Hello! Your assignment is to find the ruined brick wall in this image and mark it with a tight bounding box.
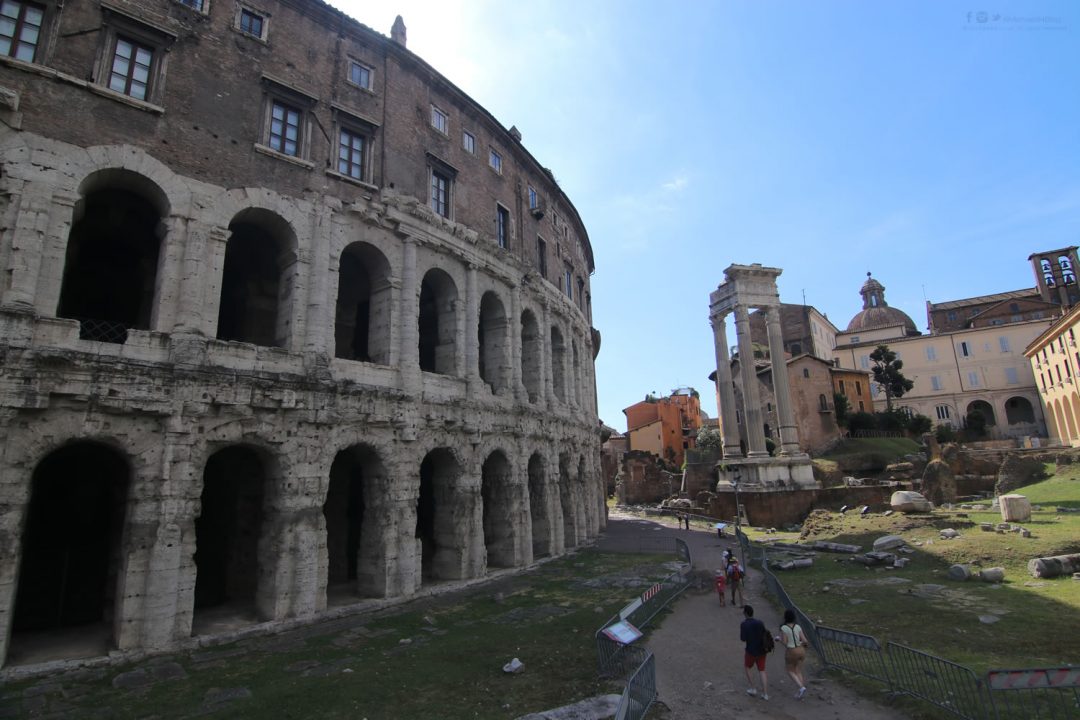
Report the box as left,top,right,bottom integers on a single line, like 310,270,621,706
615,451,675,505
0,0,602,671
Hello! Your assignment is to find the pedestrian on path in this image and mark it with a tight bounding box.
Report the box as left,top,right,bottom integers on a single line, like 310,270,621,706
780,608,809,700
740,604,769,700
714,568,726,605
726,556,744,606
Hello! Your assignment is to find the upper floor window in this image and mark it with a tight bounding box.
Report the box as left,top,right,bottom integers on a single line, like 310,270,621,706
802,368,810,378
850,335,860,344
338,127,365,180
936,405,951,420
431,169,450,217
855,381,862,395
0,0,44,62
239,7,265,38
462,130,475,154
348,60,372,90
1042,258,1056,287
269,100,300,156
175,0,204,10
431,105,448,135
528,186,538,210
946,310,957,322
1060,255,1076,284
931,375,942,391
537,237,547,278
819,394,829,411
489,149,502,174
998,336,1011,353
108,37,154,101
959,341,971,357
496,205,509,249
563,264,573,300
859,355,869,369
925,345,937,361
1004,367,1019,385
838,379,845,394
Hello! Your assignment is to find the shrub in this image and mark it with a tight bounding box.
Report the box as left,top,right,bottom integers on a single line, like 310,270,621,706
847,412,877,433
908,414,933,436
935,424,957,443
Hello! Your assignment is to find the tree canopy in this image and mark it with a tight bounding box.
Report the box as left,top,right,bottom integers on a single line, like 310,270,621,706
869,344,914,411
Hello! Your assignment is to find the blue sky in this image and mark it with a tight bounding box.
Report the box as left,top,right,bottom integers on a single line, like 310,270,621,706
334,1,1079,430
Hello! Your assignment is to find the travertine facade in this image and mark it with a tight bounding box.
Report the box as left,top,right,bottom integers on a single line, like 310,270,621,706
0,0,603,669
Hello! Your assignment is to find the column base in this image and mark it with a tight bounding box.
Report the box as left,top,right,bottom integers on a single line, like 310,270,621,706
714,455,818,491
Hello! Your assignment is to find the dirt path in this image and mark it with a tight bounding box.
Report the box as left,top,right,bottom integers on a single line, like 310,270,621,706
600,511,908,720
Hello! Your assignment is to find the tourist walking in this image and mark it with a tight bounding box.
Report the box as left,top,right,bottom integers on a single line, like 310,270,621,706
726,556,744,606
780,608,809,699
740,604,769,700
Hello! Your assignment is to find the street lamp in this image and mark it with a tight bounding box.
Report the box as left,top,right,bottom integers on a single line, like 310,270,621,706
732,468,746,569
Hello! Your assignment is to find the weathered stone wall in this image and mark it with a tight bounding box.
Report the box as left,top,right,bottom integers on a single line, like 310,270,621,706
0,0,603,670
707,485,897,528
615,452,676,505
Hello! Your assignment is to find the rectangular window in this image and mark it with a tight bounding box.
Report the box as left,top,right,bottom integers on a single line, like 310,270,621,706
851,336,860,343
0,0,44,62
859,355,870,370
855,381,862,395
999,336,1011,353
108,36,154,101
496,205,509,249
337,127,365,180
564,264,573,299
870,384,879,398
1003,367,1018,385
537,237,547,278
430,169,450,217
936,405,950,420
431,105,448,134
931,375,942,391
859,401,865,411
1041,372,1047,391
462,130,475,154
269,100,301,156
959,341,971,357
348,60,372,89
239,8,264,37
176,0,204,10
838,380,845,395
967,371,980,388
489,149,502,173
925,345,937,361
528,186,538,210
946,311,957,322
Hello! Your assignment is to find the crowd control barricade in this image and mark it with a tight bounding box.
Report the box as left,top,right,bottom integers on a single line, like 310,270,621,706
887,642,992,720
815,625,891,685
987,666,1080,720
614,651,658,720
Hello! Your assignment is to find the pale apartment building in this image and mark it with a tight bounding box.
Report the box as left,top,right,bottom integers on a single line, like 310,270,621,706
1025,302,1080,446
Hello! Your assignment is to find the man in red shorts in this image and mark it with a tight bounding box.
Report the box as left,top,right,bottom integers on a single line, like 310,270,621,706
739,604,769,700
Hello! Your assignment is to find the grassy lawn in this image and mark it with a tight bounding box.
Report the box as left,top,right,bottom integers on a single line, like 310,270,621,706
754,471,1080,674
813,437,921,474
3,551,676,719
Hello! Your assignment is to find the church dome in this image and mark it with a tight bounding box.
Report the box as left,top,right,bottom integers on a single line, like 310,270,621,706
845,273,919,335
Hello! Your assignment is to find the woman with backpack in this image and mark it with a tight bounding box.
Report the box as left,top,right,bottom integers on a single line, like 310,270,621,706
726,556,744,606
780,608,809,700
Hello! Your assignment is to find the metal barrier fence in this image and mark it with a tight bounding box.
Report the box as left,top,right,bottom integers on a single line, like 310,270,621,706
988,667,1080,720
614,651,657,720
888,641,992,720
735,528,1077,720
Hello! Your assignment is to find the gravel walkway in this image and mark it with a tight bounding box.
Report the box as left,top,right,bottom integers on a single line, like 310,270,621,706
599,511,909,720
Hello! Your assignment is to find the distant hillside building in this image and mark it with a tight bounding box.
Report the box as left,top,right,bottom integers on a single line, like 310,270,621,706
622,389,703,466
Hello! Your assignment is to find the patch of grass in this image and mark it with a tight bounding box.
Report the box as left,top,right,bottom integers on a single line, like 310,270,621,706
763,479,1080,675
820,437,921,460
4,551,676,719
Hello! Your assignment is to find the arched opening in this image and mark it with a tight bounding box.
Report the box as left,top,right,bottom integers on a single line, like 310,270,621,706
479,291,509,394
324,445,383,604
481,450,515,568
1004,396,1036,425
1064,396,1079,441
193,445,268,633
551,326,566,402
571,339,581,406
416,448,462,582
9,442,129,664
528,453,552,558
558,453,577,548
418,269,458,375
966,400,997,428
1054,400,1068,442
335,242,392,364
58,171,168,343
521,310,541,403
216,209,297,348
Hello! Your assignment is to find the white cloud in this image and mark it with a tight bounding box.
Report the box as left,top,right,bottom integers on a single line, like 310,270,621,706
662,176,689,192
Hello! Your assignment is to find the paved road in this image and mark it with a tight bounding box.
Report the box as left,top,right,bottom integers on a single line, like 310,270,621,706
598,512,909,720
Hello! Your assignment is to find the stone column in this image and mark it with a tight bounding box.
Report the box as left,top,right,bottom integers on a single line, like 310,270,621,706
734,305,768,457
542,301,554,406
766,305,802,455
711,313,743,458
510,284,525,402
465,263,479,390
1,188,50,309
398,237,420,393
34,190,78,317
302,205,333,356
201,226,230,338
170,220,225,335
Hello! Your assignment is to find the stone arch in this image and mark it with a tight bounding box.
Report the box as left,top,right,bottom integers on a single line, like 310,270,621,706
418,268,459,375
521,309,542,403
479,291,510,394
1004,396,1036,426
481,450,516,568
527,453,553,558
335,241,392,364
1054,400,1069,442
416,447,467,582
558,452,578,547
1072,392,1080,440
8,441,131,664
551,325,567,402
966,399,996,428
1045,399,1060,440
216,208,299,349
324,444,385,603
57,169,170,343
193,444,278,632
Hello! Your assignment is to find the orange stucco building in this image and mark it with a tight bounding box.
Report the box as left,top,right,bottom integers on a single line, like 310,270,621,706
623,390,703,466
